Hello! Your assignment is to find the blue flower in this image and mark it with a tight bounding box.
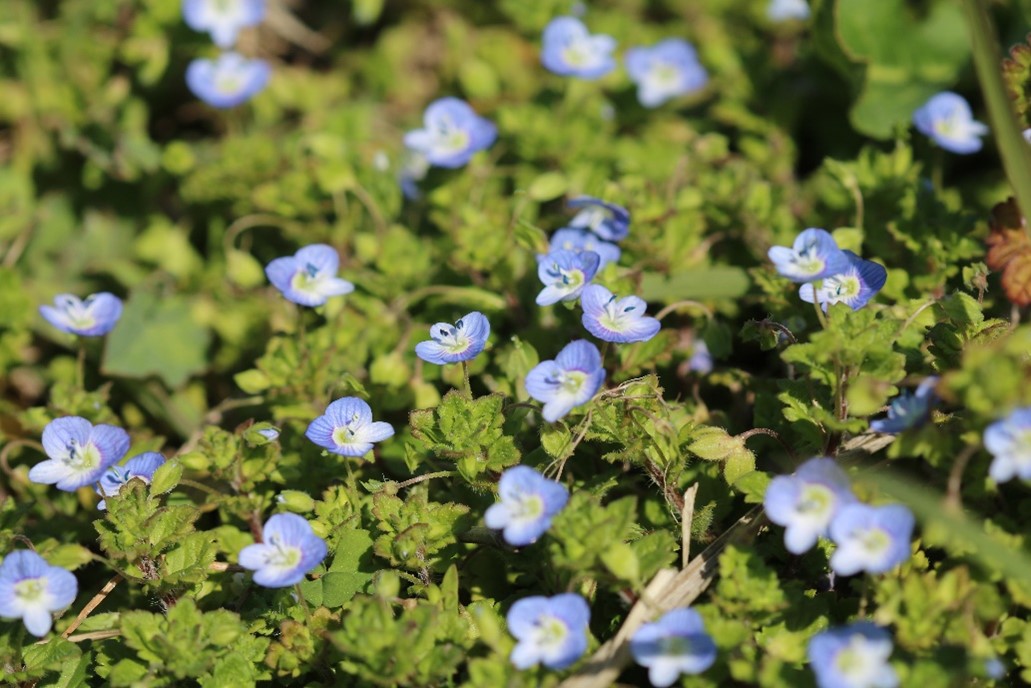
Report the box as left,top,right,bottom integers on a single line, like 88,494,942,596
807,622,898,688
186,52,270,109
625,39,708,108
547,228,621,269
305,397,394,457
508,593,590,670
40,293,123,337
764,457,856,555
525,340,605,422
799,251,887,312
265,244,355,307
237,513,327,588
913,92,989,155
415,312,490,365
983,407,1031,483
767,0,811,21
0,551,77,638
630,608,717,686
541,16,617,80
580,284,661,343
29,417,131,492
399,151,431,200
403,97,497,169
95,452,165,510
536,250,600,306
567,196,630,242
829,503,914,576
768,228,849,283
869,377,939,434
484,466,569,546
686,340,713,374
182,0,265,48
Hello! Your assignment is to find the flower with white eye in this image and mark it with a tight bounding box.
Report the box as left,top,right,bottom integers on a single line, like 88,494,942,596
403,98,497,169
415,312,490,365
237,514,327,587
29,417,131,492
265,244,355,307
0,551,77,637
580,284,661,343
525,340,606,423
40,293,123,337
540,17,616,80
913,92,988,155
484,466,568,546
182,0,266,48
305,397,394,457
186,52,270,109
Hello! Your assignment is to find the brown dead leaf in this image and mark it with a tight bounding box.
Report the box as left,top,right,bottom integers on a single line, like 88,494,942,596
987,198,1031,306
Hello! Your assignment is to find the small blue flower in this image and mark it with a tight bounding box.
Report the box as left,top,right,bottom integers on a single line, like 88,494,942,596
767,0,811,21
869,377,939,434
567,196,630,242
625,39,708,108
807,622,898,688
305,397,394,457
983,407,1031,483
415,312,490,365
29,417,131,492
799,250,887,312
186,52,270,109
630,608,717,686
403,97,497,169
536,250,601,306
508,593,590,670
0,551,77,638
484,466,569,546
182,0,265,48
768,228,849,283
764,457,857,555
829,503,914,576
913,92,989,155
265,244,355,307
686,340,713,374
399,151,431,200
547,228,621,269
40,293,123,337
256,427,280,441
580,284,661,343
541,16,617,80
525,340,605,423
237,513,327,588
95,452,165,510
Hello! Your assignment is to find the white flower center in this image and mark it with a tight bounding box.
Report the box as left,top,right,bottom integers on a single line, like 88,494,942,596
530,614,569,651
290,262,325,294
857,527,890,558
15,578,45,603
547,369,586,395
65,440,101,471
819,274,861,304
264,534,302,569
545,263,585,291
57,297,96,330
332,412,364,446
432,117,470,155
433,321,471,354
796,483,833,517
598,296,638,333
511,494,544,522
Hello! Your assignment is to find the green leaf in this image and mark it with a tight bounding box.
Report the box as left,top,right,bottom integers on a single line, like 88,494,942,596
103,292,211,387
149,460,183,495
835,0,971,138
526,172,568,201
640,267,750,301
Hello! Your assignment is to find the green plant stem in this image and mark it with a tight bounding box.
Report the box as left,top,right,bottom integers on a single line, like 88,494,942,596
810,282,828,329
76,339,87,391
461,360,473,399
961,0,1031,232
294,583,315,625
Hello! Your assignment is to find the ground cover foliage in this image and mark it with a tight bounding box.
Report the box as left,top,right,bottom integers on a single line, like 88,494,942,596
3,0,1031,686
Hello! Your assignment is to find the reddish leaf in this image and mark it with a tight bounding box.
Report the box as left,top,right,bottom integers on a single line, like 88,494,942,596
987,198,1031,306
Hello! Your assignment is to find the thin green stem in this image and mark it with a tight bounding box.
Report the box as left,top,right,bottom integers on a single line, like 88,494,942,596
810,281,828,329
294,582,315,625
461,360,473,399
75,339,87,391
179,478,224,498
